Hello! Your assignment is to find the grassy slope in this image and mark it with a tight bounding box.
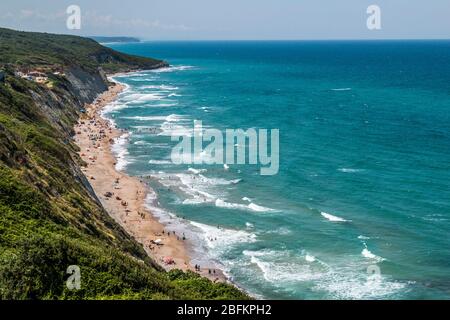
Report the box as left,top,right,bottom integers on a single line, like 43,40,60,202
0,28,248,300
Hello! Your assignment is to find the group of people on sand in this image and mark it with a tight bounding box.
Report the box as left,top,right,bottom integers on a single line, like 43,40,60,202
194,264,217,276
162,229,187,241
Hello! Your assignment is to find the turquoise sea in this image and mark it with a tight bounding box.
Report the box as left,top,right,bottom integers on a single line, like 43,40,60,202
105,41,450,299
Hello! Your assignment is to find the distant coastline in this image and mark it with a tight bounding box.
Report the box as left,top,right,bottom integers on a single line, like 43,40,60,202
89,36,141,44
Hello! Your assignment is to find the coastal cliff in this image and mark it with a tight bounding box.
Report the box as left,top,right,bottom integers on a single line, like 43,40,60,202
0,27,247,299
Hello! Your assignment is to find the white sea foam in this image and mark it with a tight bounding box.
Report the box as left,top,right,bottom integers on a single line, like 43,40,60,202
158,122,192,137
127,78,159,82
123,115,166,121
111,133,132,171
150,65,195,73
361,247,385,262
265,227,292,235
243,249,405,299
150,172,227,205
122,114,187,122
122,93,166,103
321,212,349,222
215,199,275,213
148,159,173,165
133,140,150,145
101,101,131,114
248,203,274,212
188,168,207,174
314,269,406,300
150,103,179,107
243,250,324,283
151,170,272,212
338,168,364,173
190,221,257,250
331,88,352,91
141,84,179,91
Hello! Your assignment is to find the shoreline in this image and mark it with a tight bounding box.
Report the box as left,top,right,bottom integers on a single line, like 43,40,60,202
73,76,227,283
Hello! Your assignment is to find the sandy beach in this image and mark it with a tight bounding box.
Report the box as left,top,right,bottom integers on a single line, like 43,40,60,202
73,81,225,282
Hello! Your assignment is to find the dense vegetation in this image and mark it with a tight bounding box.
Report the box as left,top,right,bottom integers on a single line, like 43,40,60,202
0,27,163,73
0,28,248,300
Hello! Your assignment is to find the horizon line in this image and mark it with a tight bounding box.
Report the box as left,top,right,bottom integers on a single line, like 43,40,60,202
2,26,449,42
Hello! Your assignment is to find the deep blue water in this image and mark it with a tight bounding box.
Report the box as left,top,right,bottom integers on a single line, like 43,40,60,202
105,41,450,299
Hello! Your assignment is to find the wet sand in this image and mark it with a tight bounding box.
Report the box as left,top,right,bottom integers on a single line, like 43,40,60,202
73,81,225,282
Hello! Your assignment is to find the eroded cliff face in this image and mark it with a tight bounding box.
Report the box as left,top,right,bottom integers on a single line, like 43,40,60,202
64,67,109,105
28,67,117,204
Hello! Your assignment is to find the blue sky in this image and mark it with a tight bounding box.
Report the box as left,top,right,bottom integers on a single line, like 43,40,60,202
1,0,449,40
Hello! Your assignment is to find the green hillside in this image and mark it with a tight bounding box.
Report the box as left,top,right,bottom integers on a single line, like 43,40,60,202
0,28,248,300
0,28,163,73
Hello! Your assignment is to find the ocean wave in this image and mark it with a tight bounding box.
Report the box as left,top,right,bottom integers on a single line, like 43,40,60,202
361,244,385,262
111,133,132,171
243,249,324,283
150,103,179,107
150,65,195,73
264,226,292,235
123,115,166,121
191,221,257,250
133,140,151,145
150,172,223,205
215,199,275,213
321,212,350,222
126,78,159,82
188,168,207,174
101,101,130,114
243,249,405,299
314,270,406,300
141,84,179,91
150,171,271,212
331,88,352,91
122,93,166,103
122,114,187,122
148,159,173,165
338,168,364,173
158,122,193,137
